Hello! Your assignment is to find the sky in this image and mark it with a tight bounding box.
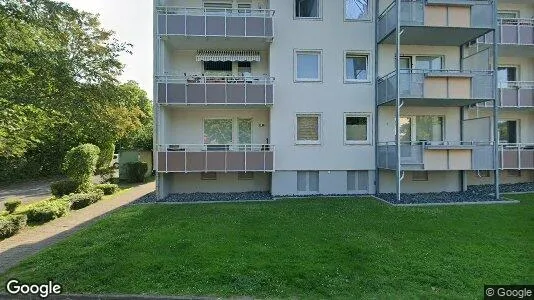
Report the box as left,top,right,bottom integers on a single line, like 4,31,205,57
60,0,153,98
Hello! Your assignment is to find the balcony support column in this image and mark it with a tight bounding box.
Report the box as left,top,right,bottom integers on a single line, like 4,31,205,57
492,2,500,200
395,0,402,203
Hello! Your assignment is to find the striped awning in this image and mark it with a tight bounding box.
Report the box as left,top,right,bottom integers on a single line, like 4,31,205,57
196,50,261,62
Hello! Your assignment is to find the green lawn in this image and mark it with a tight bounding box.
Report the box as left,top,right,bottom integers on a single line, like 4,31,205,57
2,195,533,299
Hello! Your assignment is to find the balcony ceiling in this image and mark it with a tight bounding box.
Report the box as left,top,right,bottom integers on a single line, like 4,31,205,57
379,97,492,107
162,36,271,51
499,44,534,58
380,26,492,46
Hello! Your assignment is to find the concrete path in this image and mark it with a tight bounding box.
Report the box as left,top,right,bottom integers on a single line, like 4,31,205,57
0,182,155,274
0,178,59,208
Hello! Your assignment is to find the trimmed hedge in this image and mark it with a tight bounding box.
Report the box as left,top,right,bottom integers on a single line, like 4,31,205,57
25,199,70,223
63,144,100,192
124,162,148,183
94,183,119,195
4,199,22,214
0,214,27,239
67,190,104,210
50,179,78,197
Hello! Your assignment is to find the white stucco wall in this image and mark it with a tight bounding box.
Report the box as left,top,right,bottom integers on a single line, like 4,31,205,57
167,172,271,193
467,170,534,186
379,170,462,193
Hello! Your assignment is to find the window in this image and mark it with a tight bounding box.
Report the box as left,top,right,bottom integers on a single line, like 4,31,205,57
295,0,320,18
399,116,444,142
296,114,320,143
498,120,518,144
498,11,519,24
345,114,371,144
238,3,252,14
347,171,369,192
412,171,429,181
415,56,443,71
498,66,518,88
297,171,319,192
345,53,369,82
204,119,233,145
238,172,254,180
201,172,217,180
204,2,233,14
477,170,491,178
238,62,251,75
507,170,521,177
345,0,368,20
295,51,321,81
204,61,232,76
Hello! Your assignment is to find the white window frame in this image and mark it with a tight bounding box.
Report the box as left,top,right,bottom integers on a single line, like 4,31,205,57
294,0,322,20
344,113,372,145
344,51,371,83
344,0,371,21
294,50,322,82
297,171,320,193
295,113,322,145
399,115,446,143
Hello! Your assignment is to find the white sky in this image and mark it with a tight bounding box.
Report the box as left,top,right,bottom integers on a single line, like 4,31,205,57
60,0,153,98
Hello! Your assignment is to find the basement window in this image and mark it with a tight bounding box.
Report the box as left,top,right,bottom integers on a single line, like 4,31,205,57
412,171,429,182
238,172,254,180
201,172,217,180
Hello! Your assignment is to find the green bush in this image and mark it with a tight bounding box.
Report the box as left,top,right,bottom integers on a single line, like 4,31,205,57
124,162,148,183
4,199,22,214
94,183,119,195
97,143,115,169
0,214,27,239
50,179,78,197
67,191,104,210
95,166,115,183
25,199,70,224
63,144,100,191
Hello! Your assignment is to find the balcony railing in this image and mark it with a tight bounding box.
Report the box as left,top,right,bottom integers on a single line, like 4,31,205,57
378,141,495,170
156,7,274,38
478,18,534,45
156,75,274,105
500,144,534,169
377,69,494,105
156,144,274,173
477,81,534,108
377,0,494,42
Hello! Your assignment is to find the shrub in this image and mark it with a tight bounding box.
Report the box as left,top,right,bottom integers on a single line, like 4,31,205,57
94,183,119,195
97,143,115,169
25,199,70,224
4,199,22,214
0,214,27,239
63,144,100,191
124,162,148,183
50,179,78,197
95,166,115,183
67,191,104,210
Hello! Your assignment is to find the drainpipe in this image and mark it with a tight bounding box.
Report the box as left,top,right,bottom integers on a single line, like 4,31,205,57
492,0,500,200
395,0,402,203
374,0,380,196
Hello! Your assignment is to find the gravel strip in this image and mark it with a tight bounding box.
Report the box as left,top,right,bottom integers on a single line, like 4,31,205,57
468,182,534,194
377,191,499,205
133,192,272,204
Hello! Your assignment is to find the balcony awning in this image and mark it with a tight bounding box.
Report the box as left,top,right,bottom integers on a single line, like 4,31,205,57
196,50,261,62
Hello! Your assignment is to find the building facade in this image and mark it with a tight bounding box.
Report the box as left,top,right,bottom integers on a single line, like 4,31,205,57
153,0,534,201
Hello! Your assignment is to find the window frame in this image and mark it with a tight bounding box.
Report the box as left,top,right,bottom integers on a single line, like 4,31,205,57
294,50,323,82
344,113,372,145
295,113,322,145
201,172,217,180
412,171,429,182
400,54,445,71
399,115,446,143
294,0,322,20
344,0,371,22
238,172,254,180
344,51,371,83
297,171,320,193
498,119,520,144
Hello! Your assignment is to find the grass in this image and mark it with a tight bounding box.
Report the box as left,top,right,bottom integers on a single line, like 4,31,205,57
1,195,533,299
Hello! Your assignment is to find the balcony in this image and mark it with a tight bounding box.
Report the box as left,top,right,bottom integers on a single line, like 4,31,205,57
377,69,495,106
377,0,494,46
156,75,274,106
477,18,534,56
377,141,495,170
156,7,274,46
500,144,534,169
156,144,274,173
477,82,534,108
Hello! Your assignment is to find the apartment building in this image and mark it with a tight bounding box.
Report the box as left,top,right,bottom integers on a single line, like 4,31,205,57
153,0,532,201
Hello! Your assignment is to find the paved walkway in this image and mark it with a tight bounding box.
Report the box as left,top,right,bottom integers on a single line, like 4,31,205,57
0,178,59,208
0,182,155,274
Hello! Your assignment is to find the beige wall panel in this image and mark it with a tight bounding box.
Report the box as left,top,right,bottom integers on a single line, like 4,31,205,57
448,78,471,99
424,77,448,98
449,150,472,170
425,6,447,27
448,7,470,28
424,150,448,169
